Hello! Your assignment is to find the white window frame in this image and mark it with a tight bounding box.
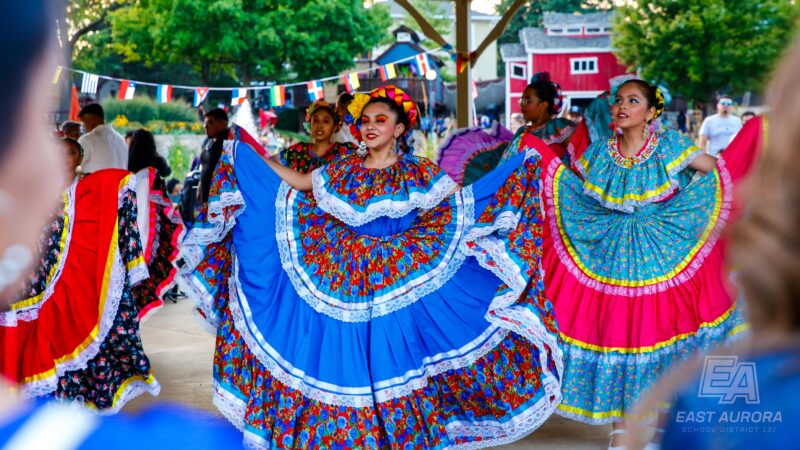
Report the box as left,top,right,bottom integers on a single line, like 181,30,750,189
585,27,602,34
548,28,563,35
510,63,527,80
566,27,581,35
570,57,598,74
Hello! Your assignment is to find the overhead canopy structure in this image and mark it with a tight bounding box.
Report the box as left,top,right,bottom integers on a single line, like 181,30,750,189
394,0,526,127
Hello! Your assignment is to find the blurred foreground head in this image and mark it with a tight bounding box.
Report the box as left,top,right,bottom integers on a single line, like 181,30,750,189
731,33,800,335
0,1,65,306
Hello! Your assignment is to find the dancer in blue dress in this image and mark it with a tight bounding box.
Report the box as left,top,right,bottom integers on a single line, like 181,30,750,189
178,85,563,449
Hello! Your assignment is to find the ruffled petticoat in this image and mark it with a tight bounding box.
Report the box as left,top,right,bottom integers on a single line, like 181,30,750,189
0,169,159,413
131,167,185,321
178,141,563,449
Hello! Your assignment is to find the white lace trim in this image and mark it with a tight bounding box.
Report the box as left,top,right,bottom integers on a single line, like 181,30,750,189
275,183,476,322
311,165,458,227
1,182,77,326
20,247,131,398
174,271,221,330
213,381,246,430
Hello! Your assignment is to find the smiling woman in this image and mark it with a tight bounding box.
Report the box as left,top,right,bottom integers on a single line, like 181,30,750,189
177,84,564,449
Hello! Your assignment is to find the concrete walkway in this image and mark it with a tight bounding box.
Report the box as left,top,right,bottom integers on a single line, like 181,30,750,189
126,299,609,449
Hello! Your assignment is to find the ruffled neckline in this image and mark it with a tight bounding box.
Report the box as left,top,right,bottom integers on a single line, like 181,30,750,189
574,129,703,213
311,154,457,226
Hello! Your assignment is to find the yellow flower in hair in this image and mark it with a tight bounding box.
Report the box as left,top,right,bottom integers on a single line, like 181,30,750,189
347,93,371,121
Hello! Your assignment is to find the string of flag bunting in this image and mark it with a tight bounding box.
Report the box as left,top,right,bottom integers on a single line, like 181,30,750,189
54,49,441,108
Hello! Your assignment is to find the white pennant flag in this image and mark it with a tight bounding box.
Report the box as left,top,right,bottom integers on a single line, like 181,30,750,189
81,73,99,94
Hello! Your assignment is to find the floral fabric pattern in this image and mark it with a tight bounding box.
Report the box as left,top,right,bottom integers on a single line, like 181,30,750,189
279,142,354,173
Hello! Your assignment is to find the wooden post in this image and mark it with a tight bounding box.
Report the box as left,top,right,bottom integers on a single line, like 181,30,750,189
455,0,472,128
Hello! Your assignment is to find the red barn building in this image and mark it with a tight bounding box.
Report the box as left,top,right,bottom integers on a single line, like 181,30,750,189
501,12,629,127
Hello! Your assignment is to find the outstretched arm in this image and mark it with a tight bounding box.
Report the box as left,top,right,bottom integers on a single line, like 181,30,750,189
689,153,717,174
259,154,313,191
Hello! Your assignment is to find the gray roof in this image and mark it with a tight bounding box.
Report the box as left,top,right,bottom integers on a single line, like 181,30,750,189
542,11,613,29
500,43,526,61
521,27,611,52
384,0,499,20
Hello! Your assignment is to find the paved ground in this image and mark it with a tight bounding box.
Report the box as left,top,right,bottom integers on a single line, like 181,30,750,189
126,299,610,449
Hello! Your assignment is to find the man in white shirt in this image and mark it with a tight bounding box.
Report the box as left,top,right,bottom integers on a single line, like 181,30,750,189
77,103,129,173
698,97,742,157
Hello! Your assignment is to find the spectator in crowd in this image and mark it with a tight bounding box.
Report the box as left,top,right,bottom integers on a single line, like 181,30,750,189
127,129,171,178
332,92,357,145
125,129,136,147
166,178,183,206
741,110,756,125
60,120,81,140
77,103,128,172
198,108,229,204
698,97,742,157
60,137,83,184
510,112,526,134
567,105,584,123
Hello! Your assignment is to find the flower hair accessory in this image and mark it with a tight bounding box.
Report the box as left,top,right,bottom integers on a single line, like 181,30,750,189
306,100,341,130
608,75,666,119
529,71,564,115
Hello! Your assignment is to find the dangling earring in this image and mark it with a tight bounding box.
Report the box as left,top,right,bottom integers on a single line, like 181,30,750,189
356,141,368,157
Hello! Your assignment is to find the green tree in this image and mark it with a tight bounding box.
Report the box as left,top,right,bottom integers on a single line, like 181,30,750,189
612,0,800,104
105,0,390,86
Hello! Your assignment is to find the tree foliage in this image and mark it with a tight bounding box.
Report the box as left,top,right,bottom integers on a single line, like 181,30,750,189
67,0,390,87
612,0,800,103
103,0,390,85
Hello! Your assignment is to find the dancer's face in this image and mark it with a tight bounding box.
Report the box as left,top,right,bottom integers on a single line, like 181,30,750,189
519,87,549,124
361,102,404,151
611,83,655,132
61,140,82,181
309,109,335,144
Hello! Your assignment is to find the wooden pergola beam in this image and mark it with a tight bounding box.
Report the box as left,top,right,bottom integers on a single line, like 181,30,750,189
389,0,529,128
394,0,449,48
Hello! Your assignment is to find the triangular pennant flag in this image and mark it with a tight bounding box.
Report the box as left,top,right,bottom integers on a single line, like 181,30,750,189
52,66,63,85
81,73,99,94
306,80,324,102
343,72,360,93
194,87,209,107
156,85,173,103
379,63,396,82
118,80,136,100
270,85,286,107
232,88,247,106
415,53,431,76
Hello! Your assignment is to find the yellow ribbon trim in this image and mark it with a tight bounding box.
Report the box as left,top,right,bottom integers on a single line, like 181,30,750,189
561,304,736,354
665,145,702,173
558,403,625,420
84,373,157,411
125,255,145,272
10,191,70,311
22,176,131,386
554,165,723,287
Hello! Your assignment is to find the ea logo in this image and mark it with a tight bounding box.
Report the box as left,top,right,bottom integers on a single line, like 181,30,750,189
698,356,760,404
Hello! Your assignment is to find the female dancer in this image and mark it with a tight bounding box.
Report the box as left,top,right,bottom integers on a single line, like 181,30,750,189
527,75,751,449
179,85,562,449
127,129,184,319
279,99,355,172
453,72,587,185
626,35,798,450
